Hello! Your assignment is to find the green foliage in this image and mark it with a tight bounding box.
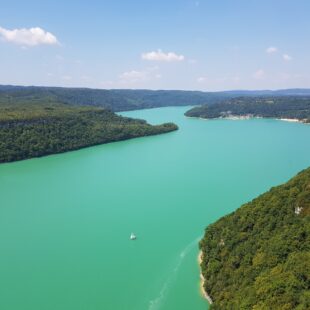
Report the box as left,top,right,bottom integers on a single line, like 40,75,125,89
200,168,310,309
0,102,178,163
185,97,310,122
1,85,310,112
0,85,228,112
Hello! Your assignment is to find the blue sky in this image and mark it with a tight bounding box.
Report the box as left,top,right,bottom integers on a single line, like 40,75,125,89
0,0,309,91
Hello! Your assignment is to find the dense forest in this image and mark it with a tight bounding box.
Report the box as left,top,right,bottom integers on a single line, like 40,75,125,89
0,85,226,112
0,102,177,163
1,85,310,112
186,96,310,122
200,168,310,310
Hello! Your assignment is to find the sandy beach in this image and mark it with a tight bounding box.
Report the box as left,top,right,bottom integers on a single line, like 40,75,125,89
279,118,300,122
198,251,213,305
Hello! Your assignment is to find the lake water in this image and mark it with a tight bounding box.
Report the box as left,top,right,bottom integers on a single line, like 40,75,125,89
1,106,310,310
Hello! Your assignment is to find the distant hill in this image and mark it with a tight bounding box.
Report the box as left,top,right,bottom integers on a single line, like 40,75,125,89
1,85,310,112
221,89,310,96
185,96,310,122
0,85,225,112
200,168,310,309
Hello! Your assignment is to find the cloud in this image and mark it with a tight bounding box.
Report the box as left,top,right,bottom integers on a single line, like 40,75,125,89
197,75,240,84
0,26,59,46
142,49,185,62
253,69,265,79
197,76,208,83
188,58,197,65
81,75,91,81
61,75,72,81
266,46,278,54
100,80,115,88
266,47,292,61
56,54,64,61
119,70,147,82
232,75,241,83
283,54,292,61
119,67,161,84
280,73,291,80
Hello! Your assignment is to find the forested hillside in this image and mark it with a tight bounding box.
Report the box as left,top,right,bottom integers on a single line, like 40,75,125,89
186,96,310,122
2,85,310,112
0,85,225,111
0,102,177,163
200,168,310,309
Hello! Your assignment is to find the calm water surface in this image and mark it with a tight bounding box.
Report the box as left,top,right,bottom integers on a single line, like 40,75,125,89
1,107,310,310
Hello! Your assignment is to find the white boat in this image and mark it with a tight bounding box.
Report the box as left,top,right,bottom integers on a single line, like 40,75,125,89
130,233,136,240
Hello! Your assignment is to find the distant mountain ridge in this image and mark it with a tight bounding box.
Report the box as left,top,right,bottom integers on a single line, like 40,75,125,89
220,89,310,96
1,85,310,112
0,85,224,112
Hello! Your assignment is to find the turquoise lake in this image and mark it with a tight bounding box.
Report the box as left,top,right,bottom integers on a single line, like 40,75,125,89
1,106,310,310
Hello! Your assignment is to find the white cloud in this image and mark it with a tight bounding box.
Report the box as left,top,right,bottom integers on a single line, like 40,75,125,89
188,58,197,65
0,26,59,46
197,75,240,84
119,70,147,82
142,49,185,62
81,75,91,81
280,73,291,80
101,80,115,88
253,69,265,79
232,75,241,83
266,46,278,54
293,73,306,79
62,75,72,81
119,67,161,84
197,76,208,83
283,54,292,61
56,54,64,61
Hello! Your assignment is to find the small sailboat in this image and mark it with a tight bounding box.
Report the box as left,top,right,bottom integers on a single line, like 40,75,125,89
130,233,137,240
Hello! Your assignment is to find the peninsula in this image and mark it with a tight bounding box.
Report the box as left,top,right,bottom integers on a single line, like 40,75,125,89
0,102,177,163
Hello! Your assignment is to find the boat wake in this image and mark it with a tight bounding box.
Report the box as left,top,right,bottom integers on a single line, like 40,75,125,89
148,237,201,310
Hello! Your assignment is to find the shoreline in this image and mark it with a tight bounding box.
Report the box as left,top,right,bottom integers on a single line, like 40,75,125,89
278,118,301,123
187,114,308,124
198,251,213,305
